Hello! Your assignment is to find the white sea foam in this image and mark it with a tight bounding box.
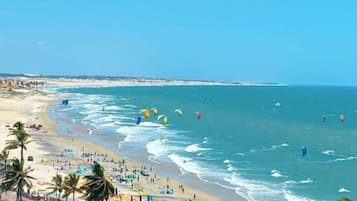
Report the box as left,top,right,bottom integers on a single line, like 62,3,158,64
138,121,163,127
146,139,169,157
185,144,211,153
98,122,117,128
300,178,314,184
196,152,203,156
104,105,127,111
80,109,99,115
227,164,237,172
235,152,246,156
284,178,315,185
83,113,102,121
202,137,208,144
96,115,116,122
116,126,139,137
327,156,357,163
168,154,207,176
338,188,350,193
60,107,74,112
82,103,100,110
223,159,231,164
250,143,289,153
272,143,289,149
122,104,137,108
271,169,287,178
225,173,283,201
283,190,316,201
322,150,335,156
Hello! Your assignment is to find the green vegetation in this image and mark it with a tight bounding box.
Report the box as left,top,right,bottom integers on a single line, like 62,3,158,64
82,161,114,201
63,173,81,201
6,121,33,165
0,158,35,201
0,121,115,201
48,174,64,200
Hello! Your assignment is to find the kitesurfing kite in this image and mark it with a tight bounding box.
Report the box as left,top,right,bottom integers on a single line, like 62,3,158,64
195,111,202,120
339,114,345,123
175,109,183,116
136,116,142,125
157,115,165,121
163,116,169,126
140,109,150,119
151,107,158,115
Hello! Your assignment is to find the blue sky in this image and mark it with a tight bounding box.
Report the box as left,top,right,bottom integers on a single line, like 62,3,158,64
0,1,356,85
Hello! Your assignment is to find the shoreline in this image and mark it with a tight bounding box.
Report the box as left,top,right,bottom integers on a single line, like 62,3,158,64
49,92,247,201
0,90,247,201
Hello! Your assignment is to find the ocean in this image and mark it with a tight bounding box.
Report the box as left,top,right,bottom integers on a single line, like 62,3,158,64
51,86,357,201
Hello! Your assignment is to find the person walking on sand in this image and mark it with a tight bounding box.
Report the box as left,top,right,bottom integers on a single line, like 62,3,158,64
193,193,196,199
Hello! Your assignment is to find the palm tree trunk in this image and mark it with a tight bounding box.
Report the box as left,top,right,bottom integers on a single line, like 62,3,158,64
20,146,24,165
73,191,75,201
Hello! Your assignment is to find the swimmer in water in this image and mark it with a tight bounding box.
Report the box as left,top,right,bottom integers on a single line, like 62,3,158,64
321,115,327,123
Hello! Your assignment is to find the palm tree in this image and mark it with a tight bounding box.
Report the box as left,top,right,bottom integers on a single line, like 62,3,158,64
6,122,32,165
0,158,35,201
0,149,9,173
13,122,24,130
63,173,81,201
48,174,64,200
82,162,114,201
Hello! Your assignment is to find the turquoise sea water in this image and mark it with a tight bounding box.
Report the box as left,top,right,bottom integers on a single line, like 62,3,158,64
55,86,357,201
